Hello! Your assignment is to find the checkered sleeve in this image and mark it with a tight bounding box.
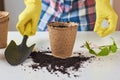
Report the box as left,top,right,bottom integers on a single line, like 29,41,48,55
38,0,63,31
38,0,96,31
58,0,96,31
80,0,96,31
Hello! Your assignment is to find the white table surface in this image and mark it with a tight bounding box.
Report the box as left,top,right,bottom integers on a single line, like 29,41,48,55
0,31,120,80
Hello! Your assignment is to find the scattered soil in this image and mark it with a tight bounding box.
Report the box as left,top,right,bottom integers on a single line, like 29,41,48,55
28,51,94,77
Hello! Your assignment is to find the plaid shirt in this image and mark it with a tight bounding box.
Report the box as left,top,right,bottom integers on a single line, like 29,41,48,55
38,0,96,31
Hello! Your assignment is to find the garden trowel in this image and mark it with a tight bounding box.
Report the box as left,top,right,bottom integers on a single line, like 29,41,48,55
5,35,35,65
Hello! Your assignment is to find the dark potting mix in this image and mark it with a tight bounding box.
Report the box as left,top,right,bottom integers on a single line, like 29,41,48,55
22,50,94,77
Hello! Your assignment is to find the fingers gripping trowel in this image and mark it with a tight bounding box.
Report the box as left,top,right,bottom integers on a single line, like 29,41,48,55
5,35,35,65
5,23,35,65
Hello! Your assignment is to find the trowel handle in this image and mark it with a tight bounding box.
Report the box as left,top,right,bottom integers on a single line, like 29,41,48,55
21,35,28,46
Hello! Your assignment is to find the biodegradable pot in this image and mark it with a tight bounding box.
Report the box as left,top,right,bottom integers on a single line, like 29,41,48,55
48,22,78,58
0,11,9,48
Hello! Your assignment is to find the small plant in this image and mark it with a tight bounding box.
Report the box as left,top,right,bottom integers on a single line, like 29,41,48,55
85,38,118,56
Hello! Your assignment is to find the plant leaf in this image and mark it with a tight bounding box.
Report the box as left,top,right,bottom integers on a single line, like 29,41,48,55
85,42,90,49
85,42,97,55
97,47,109,56
109,40,117,53
85,38,118,56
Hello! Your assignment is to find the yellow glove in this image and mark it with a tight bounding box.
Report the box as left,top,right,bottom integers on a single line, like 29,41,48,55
16,0,41,36
94,0,118,37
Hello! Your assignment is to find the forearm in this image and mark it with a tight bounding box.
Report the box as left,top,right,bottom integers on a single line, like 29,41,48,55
94,0,118,37
17,0,42,36
95,0,110,5
95,0,110,3
24,0,41,5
